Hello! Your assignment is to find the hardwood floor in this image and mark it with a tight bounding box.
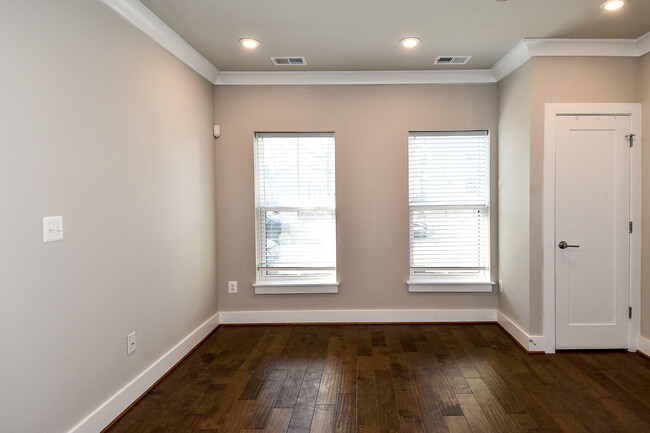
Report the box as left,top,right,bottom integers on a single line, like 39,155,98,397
107,324,650,433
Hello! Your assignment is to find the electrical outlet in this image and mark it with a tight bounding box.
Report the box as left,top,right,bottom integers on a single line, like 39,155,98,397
127,331,136,355
228,281,238,293
498,279,504,293
43,216,63,243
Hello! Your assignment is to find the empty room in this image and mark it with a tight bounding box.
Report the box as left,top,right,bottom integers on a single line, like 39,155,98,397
2,0,650,432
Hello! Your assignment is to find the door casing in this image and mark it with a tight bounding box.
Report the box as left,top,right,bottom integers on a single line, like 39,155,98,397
542,103,641,354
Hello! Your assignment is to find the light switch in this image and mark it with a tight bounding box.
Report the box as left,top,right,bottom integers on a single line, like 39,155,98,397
43,216,63,243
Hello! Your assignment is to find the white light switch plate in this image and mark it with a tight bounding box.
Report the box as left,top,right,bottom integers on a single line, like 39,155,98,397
127,331,136,355
43,216,63,243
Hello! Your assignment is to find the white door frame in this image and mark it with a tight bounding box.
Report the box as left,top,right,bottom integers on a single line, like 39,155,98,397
542,103,642,354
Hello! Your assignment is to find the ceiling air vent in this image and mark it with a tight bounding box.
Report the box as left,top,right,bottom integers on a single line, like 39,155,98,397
434,55,472,65
271,56,307,66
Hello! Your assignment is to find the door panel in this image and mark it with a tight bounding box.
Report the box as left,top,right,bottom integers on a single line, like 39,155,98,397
555,115,629,349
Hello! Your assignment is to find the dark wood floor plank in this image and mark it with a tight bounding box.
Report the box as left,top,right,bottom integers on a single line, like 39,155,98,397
407,366,448,433
106,324,650,433
245,369,290,429
241,357,279,400
465,377,518,433
373,347,391,371
334,393,355,433
287,371,321,433
550,413,590,433
443,416,472,433
219,399,255,433
375,369,397,408
398,326,418,353
395,391,426,433
338,345,357,394
276,358,309,408
265,408,294,433
384,325,404,354
199,369,255,429
508,413,542,433
357,326,374,357
425,368,463,416
472,360,526,414
455,394,495,433
599,397,650,432
442,367,471,395
377,407,401,433
310,404,336,433
334,393,357,433
316,373,339,405
357,376,379,433
388,353,412,392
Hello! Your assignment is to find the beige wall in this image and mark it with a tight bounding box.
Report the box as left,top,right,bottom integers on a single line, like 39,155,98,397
642,53,650,339
0,1,217,432
496,56,643,336
497,62,532,333
214,84,498,312
528,56,641,334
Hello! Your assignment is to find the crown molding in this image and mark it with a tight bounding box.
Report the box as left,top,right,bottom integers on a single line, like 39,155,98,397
214,70,497,85
492,34,649,81
638,32,650,56
97,2,649,86
98,0,219,83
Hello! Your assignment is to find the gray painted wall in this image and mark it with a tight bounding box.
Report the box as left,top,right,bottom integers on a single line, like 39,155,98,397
496,56,644,336
529,56,641,335
497,62,532,333
214,84,499,312
0,1,217,431
642,52,650,340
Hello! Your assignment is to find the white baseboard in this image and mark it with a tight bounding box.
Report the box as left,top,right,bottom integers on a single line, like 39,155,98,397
638,335,650,358
497,311,545,352
68,312,220,433
218,309,496,324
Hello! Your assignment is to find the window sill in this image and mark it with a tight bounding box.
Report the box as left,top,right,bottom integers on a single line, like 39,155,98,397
407,280,495,293
254,281,339,295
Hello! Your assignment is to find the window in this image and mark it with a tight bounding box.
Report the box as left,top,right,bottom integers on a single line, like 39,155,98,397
408,130,492,290
254,132,337,293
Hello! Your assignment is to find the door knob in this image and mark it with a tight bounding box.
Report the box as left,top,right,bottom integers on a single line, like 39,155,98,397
558,241,580,249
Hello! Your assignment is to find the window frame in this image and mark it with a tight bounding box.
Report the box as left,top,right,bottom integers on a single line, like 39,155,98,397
406,130,494,292
253,132,339,294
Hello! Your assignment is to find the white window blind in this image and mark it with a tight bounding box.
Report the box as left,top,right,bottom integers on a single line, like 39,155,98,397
254,132,336,282
408,130,490,279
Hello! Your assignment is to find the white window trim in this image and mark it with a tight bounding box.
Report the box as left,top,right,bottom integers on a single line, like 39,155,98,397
407,130,491,291
407,279,494,293
254,280,339,295
253,132,337,293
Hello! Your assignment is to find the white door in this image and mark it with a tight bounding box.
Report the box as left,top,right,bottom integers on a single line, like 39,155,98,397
555,115,630,349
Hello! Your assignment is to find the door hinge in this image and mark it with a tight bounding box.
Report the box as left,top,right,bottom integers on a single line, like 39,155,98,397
628,306,632,319
629,221,633,234
626,134,635,147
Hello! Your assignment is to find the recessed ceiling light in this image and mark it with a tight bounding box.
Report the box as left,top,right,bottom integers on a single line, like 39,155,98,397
400,37,420,48
239,38,261,49
600,0,625,11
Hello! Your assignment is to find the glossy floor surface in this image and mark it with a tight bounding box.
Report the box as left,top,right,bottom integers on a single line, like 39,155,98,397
108,324,650,433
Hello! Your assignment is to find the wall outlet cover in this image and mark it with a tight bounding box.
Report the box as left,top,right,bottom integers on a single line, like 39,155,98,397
127,331,136,355
43,216,63,243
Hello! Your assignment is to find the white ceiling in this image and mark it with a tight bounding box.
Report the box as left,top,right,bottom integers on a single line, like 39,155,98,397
138,0,650,72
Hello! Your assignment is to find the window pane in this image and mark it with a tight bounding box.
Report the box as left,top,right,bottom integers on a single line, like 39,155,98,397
255,133,336,281
256,135,335,208
409,208,488,272
257,209,336,268
408,131,489,278
409,133,488,206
